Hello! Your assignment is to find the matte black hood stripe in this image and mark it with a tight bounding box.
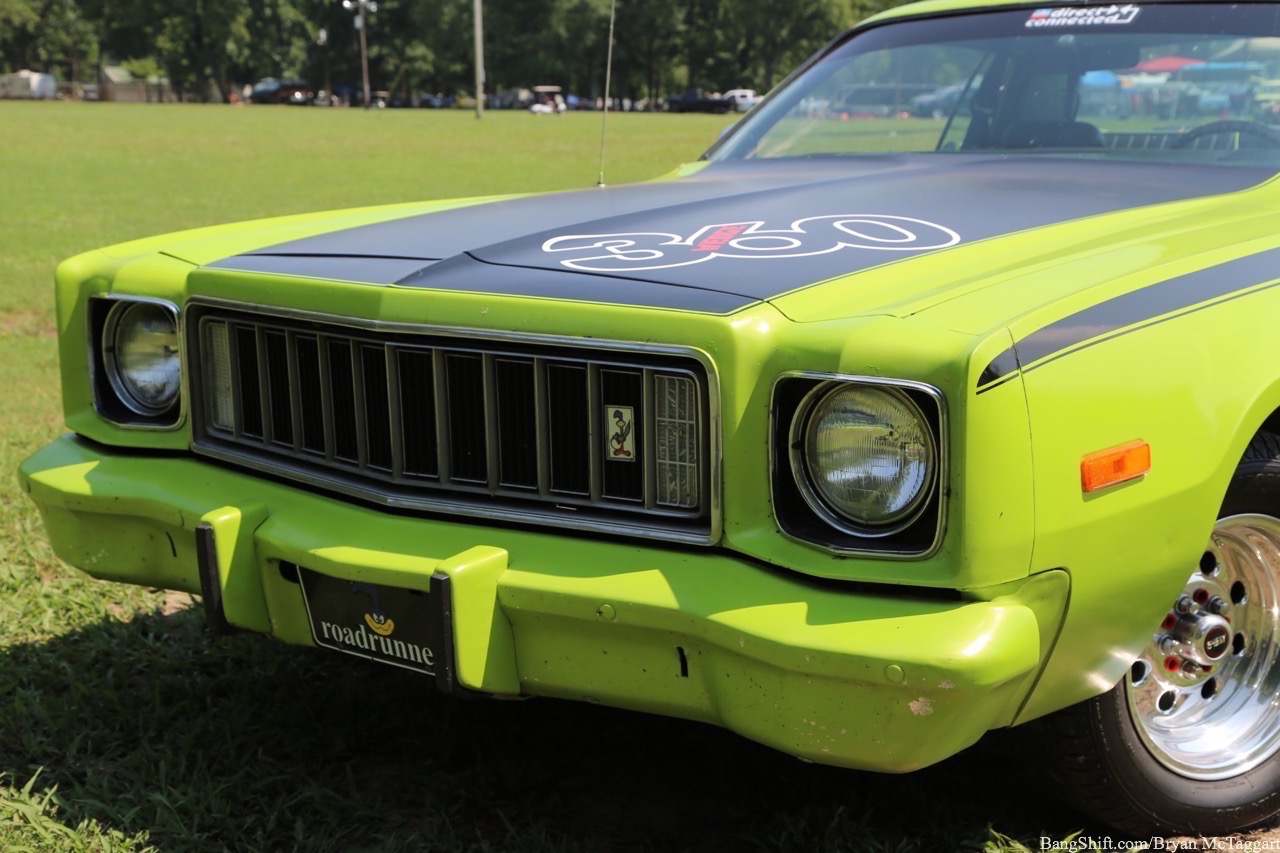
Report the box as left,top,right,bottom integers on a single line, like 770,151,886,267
977,246,1280,393
394,254,757,313
202,252,758,314
200,157,1272,315
205,255,435,284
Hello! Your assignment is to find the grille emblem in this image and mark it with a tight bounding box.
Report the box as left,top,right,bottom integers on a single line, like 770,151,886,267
607,405,636,462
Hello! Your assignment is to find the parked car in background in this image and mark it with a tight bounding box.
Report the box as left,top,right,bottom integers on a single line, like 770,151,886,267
665,88,734,113
419,93,452,109
248,78,313,105
27,0,1280,841
488,88,531,109
835,83,933,117
910,81,978,117
722,88,760,112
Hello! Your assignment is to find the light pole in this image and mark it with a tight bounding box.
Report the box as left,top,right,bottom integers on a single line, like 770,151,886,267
342,0,376,107
316,27,330,101
473,0,484,118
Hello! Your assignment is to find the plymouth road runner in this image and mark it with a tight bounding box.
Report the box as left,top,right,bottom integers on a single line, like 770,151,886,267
22,0,1280,836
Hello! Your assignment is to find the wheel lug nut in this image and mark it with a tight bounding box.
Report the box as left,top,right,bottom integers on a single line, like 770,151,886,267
1175,595,1196,614
1207,596,1230,616
1182,660,1201,675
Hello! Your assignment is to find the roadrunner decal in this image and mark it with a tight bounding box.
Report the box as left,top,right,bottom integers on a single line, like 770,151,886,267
607,406,636,462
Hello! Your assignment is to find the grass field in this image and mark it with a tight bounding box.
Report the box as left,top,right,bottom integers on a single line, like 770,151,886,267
0,101,1260,852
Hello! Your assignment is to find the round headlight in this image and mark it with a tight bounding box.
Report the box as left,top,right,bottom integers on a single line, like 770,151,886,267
104,301,181,415
791,383,936,535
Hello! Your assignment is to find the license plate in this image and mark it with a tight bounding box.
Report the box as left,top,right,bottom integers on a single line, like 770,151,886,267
298,568,439,675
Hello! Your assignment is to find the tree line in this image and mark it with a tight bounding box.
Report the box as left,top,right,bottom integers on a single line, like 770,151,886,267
0,0,904,105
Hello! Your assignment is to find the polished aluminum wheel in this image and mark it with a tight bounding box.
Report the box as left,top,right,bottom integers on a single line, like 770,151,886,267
1126,514,1280,780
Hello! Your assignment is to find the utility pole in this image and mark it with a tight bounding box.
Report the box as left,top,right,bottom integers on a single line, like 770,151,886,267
473,0,484,118
316,28,331,100
343,0,377,107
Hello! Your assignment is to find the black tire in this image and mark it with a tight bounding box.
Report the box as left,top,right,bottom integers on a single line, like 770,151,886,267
1033,431,1280,837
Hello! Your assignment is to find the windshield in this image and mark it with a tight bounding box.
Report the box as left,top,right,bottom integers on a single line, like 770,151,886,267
710,4,1280,166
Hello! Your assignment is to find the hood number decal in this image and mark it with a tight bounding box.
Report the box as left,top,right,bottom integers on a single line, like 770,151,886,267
542,215,961,273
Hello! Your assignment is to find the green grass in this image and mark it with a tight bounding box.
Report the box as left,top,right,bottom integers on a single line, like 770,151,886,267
0,101,1177,851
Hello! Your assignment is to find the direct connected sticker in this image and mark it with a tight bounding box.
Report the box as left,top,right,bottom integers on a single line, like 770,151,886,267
1026,5,1141,27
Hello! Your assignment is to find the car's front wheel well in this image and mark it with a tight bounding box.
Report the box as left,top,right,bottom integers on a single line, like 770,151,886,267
1229,416,1280,517
1030,431,1280,837
1257,408,1280,445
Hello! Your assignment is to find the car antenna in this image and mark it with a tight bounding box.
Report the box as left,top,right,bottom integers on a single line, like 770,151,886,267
596,0,618,187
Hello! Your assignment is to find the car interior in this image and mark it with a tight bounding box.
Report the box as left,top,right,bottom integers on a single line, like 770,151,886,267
713,11,1280,164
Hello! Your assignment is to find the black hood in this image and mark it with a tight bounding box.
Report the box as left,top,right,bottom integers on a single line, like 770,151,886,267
205,156,1272,314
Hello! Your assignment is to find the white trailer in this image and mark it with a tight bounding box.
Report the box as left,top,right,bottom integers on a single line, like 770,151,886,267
0,70,57,99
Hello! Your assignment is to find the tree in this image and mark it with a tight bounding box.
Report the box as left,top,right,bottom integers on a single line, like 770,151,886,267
0,0,39,71
226,0,317,86
612,0,681,107
0,0,918,103
34,0,97,81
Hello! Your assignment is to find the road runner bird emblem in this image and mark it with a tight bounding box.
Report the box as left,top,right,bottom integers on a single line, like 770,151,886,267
351,582,396,636
607,406,636,461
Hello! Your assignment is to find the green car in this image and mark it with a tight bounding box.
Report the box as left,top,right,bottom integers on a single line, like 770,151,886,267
23,0,1280,836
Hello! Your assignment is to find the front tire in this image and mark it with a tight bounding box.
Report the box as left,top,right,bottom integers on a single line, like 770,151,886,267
1038,432,1280,836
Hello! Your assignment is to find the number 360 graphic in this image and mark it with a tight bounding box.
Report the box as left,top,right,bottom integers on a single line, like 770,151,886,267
541,215,961,273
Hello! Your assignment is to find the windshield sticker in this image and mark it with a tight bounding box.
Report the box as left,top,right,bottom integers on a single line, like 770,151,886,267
1026,5,1141,28
541,215,961,272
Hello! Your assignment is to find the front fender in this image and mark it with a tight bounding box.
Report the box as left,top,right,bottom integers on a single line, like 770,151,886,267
1016,272,1280,722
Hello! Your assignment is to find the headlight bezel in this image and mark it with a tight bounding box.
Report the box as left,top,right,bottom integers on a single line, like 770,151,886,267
788,382,938,538
771,373,948,560
90,296,184,429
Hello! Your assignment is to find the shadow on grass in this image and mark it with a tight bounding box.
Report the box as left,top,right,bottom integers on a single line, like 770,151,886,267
1,606,1090,852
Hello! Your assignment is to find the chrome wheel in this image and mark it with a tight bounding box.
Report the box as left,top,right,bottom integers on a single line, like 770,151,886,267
1126,514,1280,780
1038,436,1280,837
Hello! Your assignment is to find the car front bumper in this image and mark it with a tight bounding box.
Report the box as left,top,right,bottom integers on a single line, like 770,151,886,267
19,434,1067,772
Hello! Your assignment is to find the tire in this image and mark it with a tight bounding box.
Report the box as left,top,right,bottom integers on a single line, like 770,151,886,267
1035,431,1280,837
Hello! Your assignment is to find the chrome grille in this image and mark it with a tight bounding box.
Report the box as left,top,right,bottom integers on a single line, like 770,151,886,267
189,305,713,541
655,374,699,508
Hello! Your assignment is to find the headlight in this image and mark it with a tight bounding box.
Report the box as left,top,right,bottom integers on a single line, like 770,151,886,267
104,301,181,415
790,383,936,536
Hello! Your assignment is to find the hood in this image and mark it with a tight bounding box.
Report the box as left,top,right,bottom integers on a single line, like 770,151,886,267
204,156,1273,315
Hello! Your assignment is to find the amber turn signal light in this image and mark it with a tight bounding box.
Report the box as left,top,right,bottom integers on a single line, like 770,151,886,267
1081,441,1151,493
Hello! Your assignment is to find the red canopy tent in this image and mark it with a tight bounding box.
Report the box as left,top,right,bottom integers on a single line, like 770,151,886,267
1134,56,1206,73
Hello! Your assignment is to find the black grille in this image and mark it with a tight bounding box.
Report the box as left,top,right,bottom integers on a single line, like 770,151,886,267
189,306,713,541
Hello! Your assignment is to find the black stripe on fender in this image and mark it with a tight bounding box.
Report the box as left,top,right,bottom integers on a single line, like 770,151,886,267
977,246,1280,394
977,347,1021,390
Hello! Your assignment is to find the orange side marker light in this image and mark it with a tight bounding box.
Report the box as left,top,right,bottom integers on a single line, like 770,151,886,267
1081,440,1151,493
